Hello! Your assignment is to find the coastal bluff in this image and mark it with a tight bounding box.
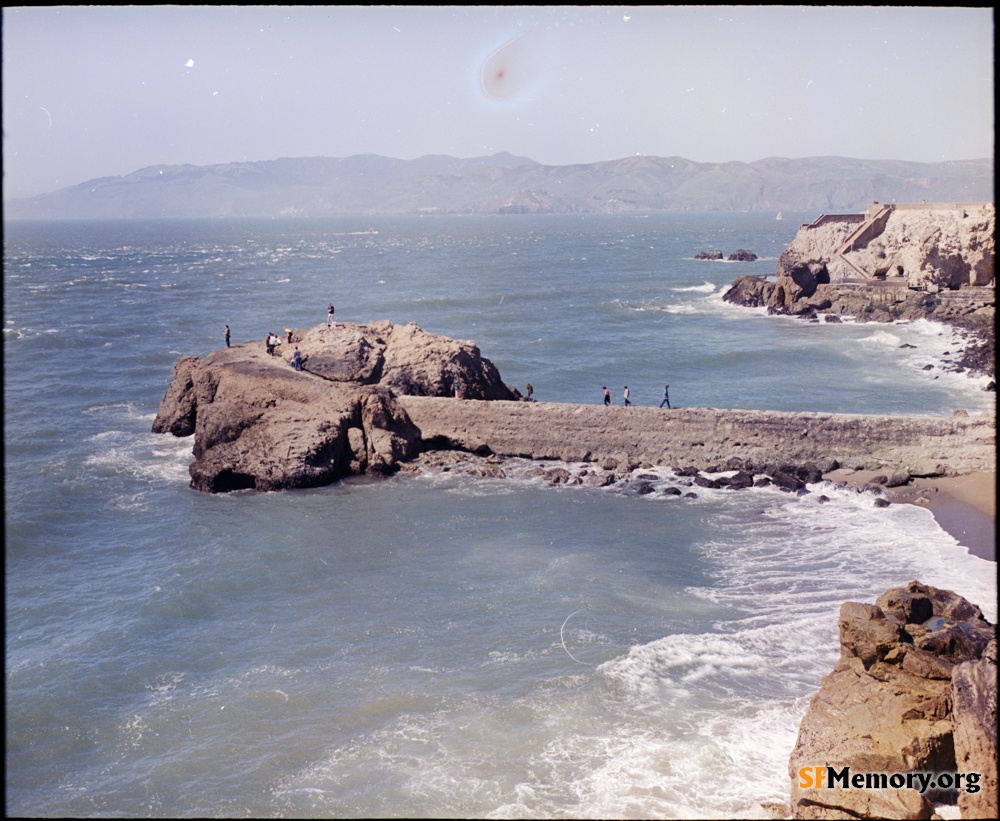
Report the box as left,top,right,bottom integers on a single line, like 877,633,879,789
724,203,995,380
152,320,995,493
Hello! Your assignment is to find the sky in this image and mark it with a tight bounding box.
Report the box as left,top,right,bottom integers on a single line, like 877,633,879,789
2,5,994,200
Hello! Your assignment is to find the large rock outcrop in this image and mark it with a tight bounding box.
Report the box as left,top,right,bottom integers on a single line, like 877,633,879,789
151,321,517,492
777,204,995,293
789,582,997,819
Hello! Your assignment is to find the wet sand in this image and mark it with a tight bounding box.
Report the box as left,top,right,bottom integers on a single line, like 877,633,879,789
824,469,996,561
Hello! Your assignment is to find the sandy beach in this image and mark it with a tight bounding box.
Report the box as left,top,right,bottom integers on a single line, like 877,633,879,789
824,469,996,562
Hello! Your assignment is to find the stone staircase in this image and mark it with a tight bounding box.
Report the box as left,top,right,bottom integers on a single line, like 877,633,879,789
832,203,894,280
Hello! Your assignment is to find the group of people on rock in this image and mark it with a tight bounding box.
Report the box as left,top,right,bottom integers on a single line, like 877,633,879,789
222,313,314,374
284,304,338,370
233,307,675,398
266,332,301,369
603,384,671,408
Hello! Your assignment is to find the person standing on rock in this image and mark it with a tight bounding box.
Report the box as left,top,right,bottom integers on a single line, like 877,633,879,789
603,386,611,406
526,383,534,401
224,324,231,347
623,386,631,406
291,346,302,371
327,303,335,328
659,384,671,409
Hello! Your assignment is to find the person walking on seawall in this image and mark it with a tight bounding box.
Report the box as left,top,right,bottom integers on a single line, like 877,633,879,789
327,303,335,328
659,384,671,409
623,386,631,406
224,325,231,347
603,386,611,406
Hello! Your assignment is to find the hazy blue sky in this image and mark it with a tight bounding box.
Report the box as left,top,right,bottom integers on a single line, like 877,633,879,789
2,5,994,199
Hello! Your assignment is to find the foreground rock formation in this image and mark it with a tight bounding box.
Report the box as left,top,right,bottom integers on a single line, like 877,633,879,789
789,582,997,819
153,321,996,493
723,203,996,380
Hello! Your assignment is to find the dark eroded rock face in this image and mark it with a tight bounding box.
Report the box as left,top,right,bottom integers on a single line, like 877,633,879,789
952,638,998,819
788,581,996,819
722,275,777,308
152,321,516,492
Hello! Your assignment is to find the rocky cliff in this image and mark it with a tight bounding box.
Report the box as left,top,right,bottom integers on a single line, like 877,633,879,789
153,321,996,493
723,203,996,380
789,582,997,820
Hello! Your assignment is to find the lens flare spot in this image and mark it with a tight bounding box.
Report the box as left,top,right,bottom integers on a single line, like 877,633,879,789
480,34,536,101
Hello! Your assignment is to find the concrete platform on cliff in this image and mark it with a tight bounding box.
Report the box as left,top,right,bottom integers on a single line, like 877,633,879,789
398,397,996,476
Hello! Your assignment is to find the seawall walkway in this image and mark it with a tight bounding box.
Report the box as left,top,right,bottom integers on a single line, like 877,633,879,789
398,397,996,476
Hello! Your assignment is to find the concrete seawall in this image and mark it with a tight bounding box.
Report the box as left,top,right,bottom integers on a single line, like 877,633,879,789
398,397,996,476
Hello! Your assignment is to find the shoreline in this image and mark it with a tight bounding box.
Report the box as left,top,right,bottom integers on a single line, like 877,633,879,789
824,469,996,562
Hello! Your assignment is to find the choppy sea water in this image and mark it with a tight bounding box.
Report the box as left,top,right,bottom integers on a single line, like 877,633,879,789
4,214,995,818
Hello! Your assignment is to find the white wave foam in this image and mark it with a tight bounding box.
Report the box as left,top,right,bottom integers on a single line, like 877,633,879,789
671,282,717,294
859,329,902,347
584,478,997,817
85,429,193,487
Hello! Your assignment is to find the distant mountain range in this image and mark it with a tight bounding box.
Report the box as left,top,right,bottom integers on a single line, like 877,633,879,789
4,153,993,220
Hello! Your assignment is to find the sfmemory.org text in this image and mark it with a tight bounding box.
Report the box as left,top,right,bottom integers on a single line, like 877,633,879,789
798,766,981,794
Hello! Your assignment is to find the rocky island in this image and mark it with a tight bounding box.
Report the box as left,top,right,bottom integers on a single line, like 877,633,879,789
151,320,516,492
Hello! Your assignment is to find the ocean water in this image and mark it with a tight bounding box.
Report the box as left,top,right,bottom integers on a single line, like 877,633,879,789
4,214,995,819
